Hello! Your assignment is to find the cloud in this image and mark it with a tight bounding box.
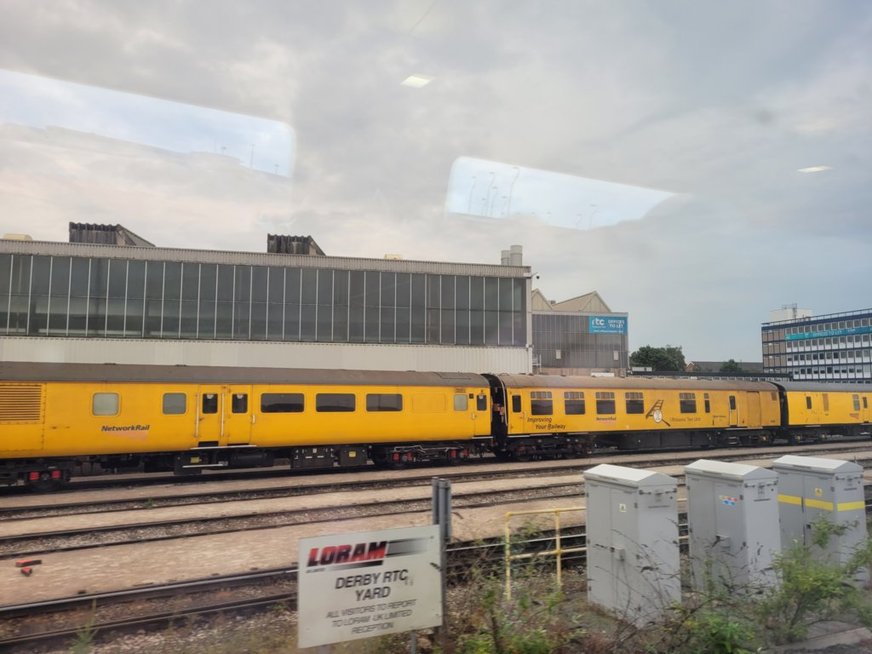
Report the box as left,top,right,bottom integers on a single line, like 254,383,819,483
0,0,870,361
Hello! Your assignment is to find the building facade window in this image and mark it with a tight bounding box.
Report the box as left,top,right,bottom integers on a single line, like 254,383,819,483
0,253,527,348
531,312,628,371
762,308,872,383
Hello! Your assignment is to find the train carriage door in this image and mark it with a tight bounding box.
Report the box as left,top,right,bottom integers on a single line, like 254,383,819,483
196,385,253,446
728,395,738,427
804,394,818,425
745,392,761,429
197,385,224,446
510,391,525,434
224,385,253,445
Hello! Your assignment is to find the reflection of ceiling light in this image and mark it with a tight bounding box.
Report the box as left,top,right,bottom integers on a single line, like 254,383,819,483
401,74,433,88
797,165,831,173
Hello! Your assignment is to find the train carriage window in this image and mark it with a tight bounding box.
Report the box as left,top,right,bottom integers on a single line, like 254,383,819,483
162,393,186,415
595,391,615,415
564,391,585,415
454,393,468,411
864,397,869,409
232,393,248,413
679,393,697,414
531,391,552,416
853,395,861,411
202,393,218,414
476,394,488,411
511,395,521,413
317,393,356,412
261,393,304,413
625,392,644,415
366,393,403,412
93,392,119,416
704,393,711,413
823,394,829,412
806,396,812,410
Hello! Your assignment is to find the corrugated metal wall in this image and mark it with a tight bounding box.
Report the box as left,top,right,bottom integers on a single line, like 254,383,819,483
0,337,532,374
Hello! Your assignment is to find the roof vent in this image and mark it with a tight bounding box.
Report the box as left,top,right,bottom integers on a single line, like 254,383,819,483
69,222,154,247
267,234,325,256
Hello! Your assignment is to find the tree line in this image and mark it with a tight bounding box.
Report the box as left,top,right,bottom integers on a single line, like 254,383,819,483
630,345,745,373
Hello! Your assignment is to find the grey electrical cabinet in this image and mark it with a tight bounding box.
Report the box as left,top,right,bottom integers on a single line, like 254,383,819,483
584,464,680,626
685,459,780,594
772,455,868,584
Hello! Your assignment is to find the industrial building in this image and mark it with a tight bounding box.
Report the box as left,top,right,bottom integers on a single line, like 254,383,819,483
531,289,628,375
762,307,872,383
0,225,532,374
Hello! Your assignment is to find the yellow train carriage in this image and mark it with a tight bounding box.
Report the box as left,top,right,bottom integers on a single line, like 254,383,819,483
0,362,491,488
488,375,781,458
777,382,872,440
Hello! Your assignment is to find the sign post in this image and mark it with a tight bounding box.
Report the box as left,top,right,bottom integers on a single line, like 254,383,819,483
432,478,452,652
298,524,443,650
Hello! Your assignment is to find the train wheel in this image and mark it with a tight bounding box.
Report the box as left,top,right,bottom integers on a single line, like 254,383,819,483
493,449,512,462
29,475,62,493
511,448,533,462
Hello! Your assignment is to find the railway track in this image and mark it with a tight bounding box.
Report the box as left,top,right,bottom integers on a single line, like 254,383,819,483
0,536,535,651
3,438,868,521
0,568,300,652
3,440,870,557
0,482,582,557
4,441,871,555
2,440,870,650
5,496,872,654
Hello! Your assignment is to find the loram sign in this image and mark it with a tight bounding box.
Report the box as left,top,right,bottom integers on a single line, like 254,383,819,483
297,525,442,648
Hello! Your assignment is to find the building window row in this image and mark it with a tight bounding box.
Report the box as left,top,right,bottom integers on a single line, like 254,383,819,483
791,366,872,378
786,349,872,364
763,316,872,342
0,254,526,346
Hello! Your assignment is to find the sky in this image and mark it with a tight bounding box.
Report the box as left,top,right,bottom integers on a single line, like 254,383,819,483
0,0,870,362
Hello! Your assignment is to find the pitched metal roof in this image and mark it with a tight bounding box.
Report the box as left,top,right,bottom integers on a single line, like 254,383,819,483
0,362,488,388
497,374,777,392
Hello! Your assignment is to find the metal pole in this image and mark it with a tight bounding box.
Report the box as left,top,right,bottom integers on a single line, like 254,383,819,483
432,477,452,542
432,477,451,653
